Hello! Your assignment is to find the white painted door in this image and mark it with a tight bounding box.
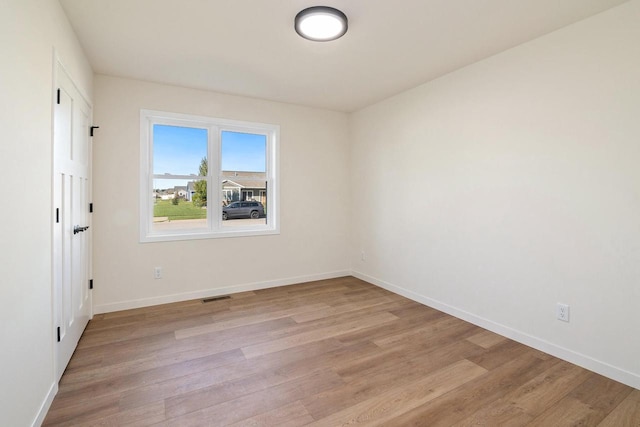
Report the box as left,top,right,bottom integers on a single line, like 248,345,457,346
53,63,92,381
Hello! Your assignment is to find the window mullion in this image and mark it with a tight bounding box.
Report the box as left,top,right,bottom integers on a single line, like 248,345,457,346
208,125,219,231
152,174,205,180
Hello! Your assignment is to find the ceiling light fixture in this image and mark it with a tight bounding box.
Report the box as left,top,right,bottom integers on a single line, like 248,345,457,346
295,6,348,42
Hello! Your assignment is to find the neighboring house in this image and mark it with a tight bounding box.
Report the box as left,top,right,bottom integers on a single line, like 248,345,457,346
174,186,188,199
221,171,266,205
186,181,196,202
154,187,187,200
157,189,175,200
185,171,267,205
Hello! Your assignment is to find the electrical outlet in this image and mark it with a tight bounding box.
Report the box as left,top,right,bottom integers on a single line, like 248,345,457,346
361,251,366,261
154,267,162,279
557,303,570,322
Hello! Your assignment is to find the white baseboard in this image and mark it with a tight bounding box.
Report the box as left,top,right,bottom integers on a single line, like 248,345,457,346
93,270,350,314
352,270,640,391
32,381,57,427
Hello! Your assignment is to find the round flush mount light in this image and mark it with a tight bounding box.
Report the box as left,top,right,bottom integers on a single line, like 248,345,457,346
295,6,348,42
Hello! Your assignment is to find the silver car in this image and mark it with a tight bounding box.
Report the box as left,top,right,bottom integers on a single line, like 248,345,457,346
222,201,265,220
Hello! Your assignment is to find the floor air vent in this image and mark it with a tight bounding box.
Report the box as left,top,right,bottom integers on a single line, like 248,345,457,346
202,295,231,303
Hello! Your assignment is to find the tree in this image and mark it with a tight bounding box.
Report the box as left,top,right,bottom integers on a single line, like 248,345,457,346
192,157,208,208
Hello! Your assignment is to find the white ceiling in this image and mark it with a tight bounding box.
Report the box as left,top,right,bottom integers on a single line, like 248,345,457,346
59,0,629,112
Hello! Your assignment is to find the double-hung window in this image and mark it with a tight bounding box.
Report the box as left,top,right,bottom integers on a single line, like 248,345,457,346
140,109,279,242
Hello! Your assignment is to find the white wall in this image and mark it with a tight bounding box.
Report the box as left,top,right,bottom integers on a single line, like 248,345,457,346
0,1,93,425
350,0,640,388
92,76,350,312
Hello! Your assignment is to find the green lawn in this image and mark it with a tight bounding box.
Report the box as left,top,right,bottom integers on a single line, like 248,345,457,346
153,200,206,220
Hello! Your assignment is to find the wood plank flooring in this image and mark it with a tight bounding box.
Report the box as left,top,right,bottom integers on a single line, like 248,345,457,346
43,276,640,426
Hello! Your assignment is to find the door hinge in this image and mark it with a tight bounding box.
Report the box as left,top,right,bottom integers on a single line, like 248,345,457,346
89,279,93,290
90,126,100,137
57,326,61,342
56,208,60,223
56,88,61,105
89,203,93,213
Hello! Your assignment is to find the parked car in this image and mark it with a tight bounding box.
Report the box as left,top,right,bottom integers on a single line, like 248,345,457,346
222,201,264,220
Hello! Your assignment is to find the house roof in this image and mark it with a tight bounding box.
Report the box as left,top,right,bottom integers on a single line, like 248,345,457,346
221,171,266,190
184,172,267,190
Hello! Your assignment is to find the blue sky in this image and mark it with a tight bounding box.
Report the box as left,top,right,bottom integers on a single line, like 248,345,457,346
153,125,266,189
221,130,266,172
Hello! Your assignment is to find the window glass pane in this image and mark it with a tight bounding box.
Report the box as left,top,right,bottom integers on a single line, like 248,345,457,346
221,177,267,227
221,131,266,172
220,132,268,228
152,178,207,232
153,125,208,176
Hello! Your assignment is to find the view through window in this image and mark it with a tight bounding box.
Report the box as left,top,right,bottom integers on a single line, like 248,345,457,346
140,110,278,242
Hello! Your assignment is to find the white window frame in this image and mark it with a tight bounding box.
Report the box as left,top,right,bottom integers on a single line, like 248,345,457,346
140,109,279,242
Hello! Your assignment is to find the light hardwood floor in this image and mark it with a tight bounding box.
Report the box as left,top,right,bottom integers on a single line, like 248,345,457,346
44,277,640,426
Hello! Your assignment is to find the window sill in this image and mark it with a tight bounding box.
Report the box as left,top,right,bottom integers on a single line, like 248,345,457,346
140,226,280,243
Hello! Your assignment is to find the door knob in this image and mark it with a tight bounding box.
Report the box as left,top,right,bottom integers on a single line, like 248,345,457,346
73,225,90,234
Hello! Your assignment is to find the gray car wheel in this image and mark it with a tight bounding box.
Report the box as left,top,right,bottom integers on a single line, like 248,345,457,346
250,210,259,219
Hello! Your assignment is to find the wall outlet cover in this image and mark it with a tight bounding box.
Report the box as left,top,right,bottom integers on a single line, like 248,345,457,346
557,303,570,322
